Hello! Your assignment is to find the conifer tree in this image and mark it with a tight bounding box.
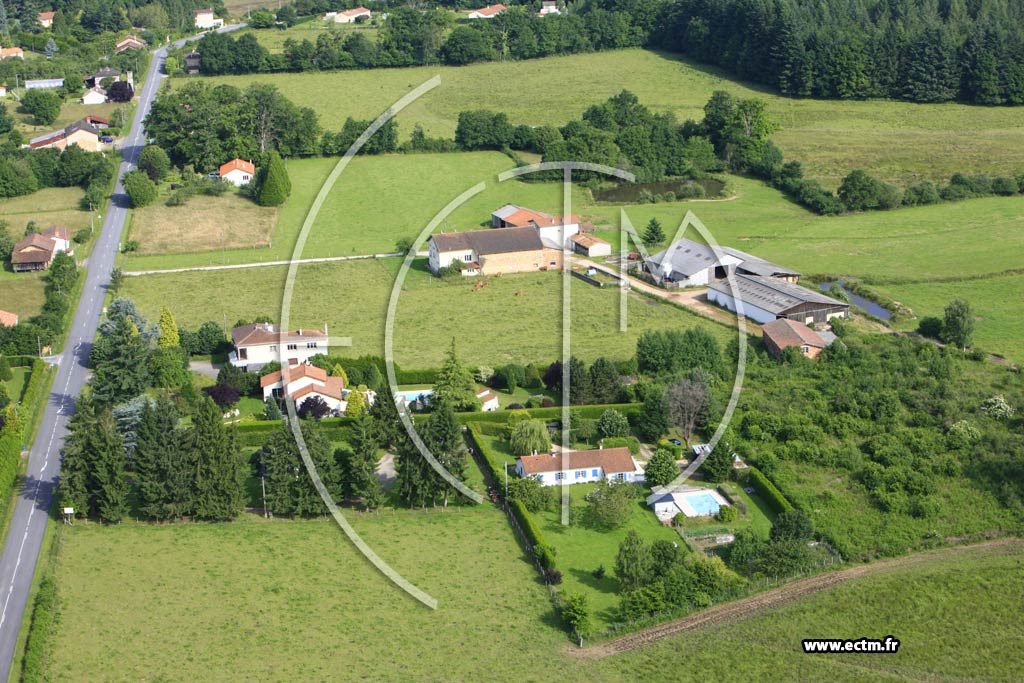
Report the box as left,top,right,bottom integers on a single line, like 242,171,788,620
344,388,366,417
260,421,341,516
256,151,291,207
135,396,193,520
158,306,180,349
190,396,245,520
92,317,151,406
370,382,401,449
340,412,383,508
433,339,477,411
642,217,664,247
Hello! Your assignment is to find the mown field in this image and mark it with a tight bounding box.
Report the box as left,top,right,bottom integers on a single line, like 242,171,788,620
201,48,1024,187
120,256,736,368
42,513,1024,682
0,187,91,319
128,192,277,255
9,99,125,138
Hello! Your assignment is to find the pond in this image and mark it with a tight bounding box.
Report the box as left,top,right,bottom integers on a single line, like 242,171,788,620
592,177,725,203
819,280,893,321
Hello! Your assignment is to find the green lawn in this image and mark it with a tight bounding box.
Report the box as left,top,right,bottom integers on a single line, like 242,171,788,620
39,502,1024,681
2,366,30,403
121,256,735,368
884,273,1024,359
537,483,682,630
201,48,1024,188
0,188,93,319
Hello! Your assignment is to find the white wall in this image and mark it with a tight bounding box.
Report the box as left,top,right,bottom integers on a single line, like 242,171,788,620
706,289,777,324
428,241,475,274
234,341,323,368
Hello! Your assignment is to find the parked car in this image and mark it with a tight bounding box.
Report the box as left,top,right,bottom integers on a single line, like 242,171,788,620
100,135,114,143
669,438,682,446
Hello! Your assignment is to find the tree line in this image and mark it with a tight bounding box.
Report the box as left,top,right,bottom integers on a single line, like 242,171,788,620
180,0,1024,106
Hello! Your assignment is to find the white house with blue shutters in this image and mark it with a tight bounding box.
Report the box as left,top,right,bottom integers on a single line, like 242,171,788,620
515,447,642,487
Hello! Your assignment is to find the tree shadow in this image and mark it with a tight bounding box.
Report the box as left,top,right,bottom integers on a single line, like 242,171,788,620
18,474,57,513
568,567,620,595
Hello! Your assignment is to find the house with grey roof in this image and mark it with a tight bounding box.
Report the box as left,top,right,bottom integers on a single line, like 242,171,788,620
707,274,849,325
428,226,562,277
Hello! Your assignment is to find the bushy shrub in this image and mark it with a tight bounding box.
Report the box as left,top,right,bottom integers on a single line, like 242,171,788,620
744,466,794,514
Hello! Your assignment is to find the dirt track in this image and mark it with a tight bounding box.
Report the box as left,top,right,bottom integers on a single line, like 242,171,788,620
570,538,1021,660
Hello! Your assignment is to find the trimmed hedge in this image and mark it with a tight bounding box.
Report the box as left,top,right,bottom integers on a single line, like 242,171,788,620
510,499,556,570
601,435,641,455
395,368,438,384
745,466,794,514
20,574,58,683
18,359,47,418
233,417,356,447
656,439,685,458
456,403,641,426
0,433,19,508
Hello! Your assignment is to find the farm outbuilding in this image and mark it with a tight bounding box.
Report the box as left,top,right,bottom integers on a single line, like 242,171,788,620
707,274,850,325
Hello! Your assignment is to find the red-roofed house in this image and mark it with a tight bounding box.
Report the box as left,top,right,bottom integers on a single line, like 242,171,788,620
761,318,831,360
331,7,371,23
516,447,642,486
491,204,580,247
115,34,147,54
0,47,24,60
0,310,18,328
261,363,374,415
219,158,255,186
475,387,499,411
38,11,55,28
468,3,506,18
230,322,328,370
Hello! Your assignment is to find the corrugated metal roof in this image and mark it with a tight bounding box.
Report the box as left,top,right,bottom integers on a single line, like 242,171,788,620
709,274,847,314
646,238,741,279
720,246,801,278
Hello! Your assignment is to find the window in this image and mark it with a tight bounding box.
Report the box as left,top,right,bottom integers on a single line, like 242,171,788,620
801,345,810,354
591,469,599,477
616,473,625,481
239,348,247,360
269,345,277,352
307,342,318,349
555,472,566,480
575,470,584,479
463,254,473,262
286,343,297,351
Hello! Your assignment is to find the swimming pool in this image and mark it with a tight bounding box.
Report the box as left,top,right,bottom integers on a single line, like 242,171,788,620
682,491,722,516
395,389,433,403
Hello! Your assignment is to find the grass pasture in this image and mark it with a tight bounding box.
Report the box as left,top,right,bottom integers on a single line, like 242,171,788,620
42,510,1024,682
12,101,125,139
202,48,1024,187
117,151,1024,362
128,193,277,255
120,256,735,368
237,23,378,52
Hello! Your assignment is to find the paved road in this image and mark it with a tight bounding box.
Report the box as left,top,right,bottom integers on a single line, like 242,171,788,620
0,26,241,679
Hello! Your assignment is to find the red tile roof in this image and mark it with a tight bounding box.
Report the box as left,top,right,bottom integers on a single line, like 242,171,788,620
471,3,506,16
42,225,70,242
518,447,637,475
570,233,609,248
38,11,55,20
761,318,826,349
0,310,18,327
219,158,255,177
260,363,329,388
340,6,370,15
232,323,326,347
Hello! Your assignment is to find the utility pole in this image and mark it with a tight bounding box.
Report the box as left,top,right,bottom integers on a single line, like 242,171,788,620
90,202,95,234
504,463,508,498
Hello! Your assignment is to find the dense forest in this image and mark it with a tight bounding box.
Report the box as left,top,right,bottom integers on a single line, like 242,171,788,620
184,0,1024,105
649,0,1024,104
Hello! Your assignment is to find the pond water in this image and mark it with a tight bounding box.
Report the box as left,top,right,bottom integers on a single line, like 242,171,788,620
819,280,893,320
593,178,725,203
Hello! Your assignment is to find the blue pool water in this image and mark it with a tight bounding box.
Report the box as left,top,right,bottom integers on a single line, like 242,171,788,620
684,492,721,516
396,389,433,403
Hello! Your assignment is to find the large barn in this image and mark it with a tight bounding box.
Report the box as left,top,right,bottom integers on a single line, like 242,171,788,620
642,238,800,289
707,274,849,325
